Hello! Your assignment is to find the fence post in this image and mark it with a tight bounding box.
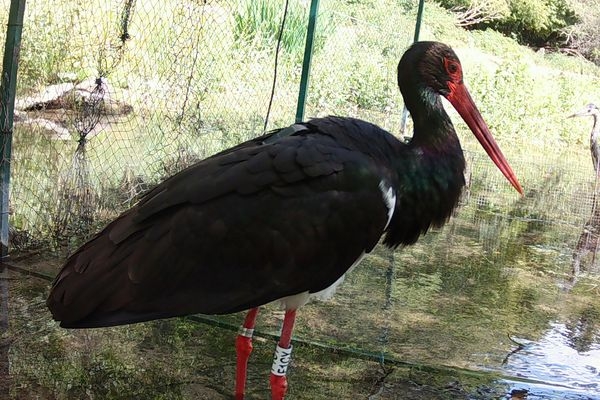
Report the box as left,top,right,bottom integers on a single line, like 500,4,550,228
412,0,425,43
0,0,26,395
295,0,320,123
399,0,426,136
0,0,26,259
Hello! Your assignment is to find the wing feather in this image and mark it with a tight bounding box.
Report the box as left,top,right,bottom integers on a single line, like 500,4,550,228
47,119,396,328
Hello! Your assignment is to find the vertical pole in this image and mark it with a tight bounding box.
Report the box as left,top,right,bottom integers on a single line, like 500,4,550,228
0,1,26,396
399,0,425,136
295,0,319,123
412,0,425,42
0,0,26,259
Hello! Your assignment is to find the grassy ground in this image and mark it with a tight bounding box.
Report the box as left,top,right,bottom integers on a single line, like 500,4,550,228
6,255,514,400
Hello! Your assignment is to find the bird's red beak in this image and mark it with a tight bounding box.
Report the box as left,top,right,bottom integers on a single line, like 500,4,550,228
447,82,523,195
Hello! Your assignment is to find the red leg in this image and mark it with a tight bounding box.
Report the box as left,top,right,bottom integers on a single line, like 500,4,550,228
270,309,296,400
235,307,259,400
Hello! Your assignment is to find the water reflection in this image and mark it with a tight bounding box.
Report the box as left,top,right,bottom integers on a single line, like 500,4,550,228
502,322,600,397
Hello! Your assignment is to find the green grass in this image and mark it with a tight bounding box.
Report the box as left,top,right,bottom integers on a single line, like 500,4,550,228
233,0,308,54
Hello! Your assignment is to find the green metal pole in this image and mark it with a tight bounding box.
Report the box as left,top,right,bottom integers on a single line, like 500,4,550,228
0,1,25,392
295,0,319,123
400,0,425,136
0,0,26,259
413,0,425,42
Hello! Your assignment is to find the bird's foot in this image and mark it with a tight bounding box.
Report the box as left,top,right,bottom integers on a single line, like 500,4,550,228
269,373,288,400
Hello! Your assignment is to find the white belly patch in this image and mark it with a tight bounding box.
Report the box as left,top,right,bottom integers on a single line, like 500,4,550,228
278,252,367,310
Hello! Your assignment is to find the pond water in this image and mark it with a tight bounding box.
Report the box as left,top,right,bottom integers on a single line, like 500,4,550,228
500,322,600,399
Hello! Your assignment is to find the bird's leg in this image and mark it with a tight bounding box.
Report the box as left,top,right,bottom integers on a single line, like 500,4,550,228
270,309,296,400
235,307,259,400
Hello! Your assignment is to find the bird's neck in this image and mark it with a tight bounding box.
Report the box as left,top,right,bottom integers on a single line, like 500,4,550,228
408,89,461,154
592,114,600,139
382,89,466,248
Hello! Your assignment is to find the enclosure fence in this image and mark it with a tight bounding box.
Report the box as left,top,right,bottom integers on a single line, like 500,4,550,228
1,0,600,396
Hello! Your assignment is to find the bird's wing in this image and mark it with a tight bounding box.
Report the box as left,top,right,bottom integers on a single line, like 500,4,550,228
47,126,392,328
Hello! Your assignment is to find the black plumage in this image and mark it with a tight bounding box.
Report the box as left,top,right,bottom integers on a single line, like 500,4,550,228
47,41,522,333
47,41,524,400
49,117,404,327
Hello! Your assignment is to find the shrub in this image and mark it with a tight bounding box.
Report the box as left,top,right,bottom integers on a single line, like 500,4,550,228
435,0,578,48
497,0,578,46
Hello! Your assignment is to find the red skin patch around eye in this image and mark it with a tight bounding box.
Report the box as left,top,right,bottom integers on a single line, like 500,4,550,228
443,57,463,83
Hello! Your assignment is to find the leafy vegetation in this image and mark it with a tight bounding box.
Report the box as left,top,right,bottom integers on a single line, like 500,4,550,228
5,0,600,258
233,0,309,54
434,0,595,57
566,0,600,64
496,0,577,45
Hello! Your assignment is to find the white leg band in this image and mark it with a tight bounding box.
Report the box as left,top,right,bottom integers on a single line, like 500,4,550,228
238,327,254,338
271,344,293,376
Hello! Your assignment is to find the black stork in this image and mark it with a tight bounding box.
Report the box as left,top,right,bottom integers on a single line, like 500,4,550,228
47,41,523,400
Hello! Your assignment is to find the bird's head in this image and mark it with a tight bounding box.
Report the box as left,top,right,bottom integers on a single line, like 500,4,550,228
398,41,523,195
415,42,463,97
568,103,600,119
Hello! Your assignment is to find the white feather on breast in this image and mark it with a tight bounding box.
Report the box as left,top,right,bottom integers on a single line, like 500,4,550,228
378,180,396,229
278,252,366,310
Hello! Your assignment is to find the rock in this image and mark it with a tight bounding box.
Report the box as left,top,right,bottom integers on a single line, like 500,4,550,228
15,77,134,139
16,82,75,111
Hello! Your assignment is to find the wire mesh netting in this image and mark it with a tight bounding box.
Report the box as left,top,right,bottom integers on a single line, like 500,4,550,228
2,0,600,398
8,0,304,253
6,0,600,261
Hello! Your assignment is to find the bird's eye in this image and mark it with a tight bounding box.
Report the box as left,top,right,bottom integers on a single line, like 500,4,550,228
443,57,461,80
